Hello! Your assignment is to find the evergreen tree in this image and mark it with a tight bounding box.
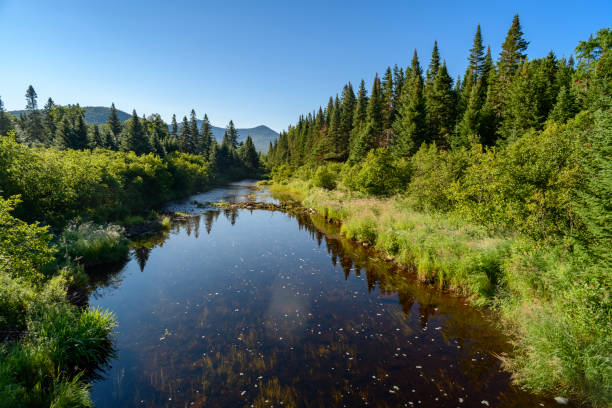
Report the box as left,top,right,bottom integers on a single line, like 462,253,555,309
148,114,168,156
238,135,259,169
392,65,405,108
179,116,190,152
24,85,45,144
187,109,199,154
200,114,213,156
549,86,578,123
171,114,178,137
107,103,122,137
327,95,342,156
54,117,73,149
467,24,486,83
428,62,455,147
392,53,426,156
499,60,540,142
426,41,441,85
349,80,368,153
336,83,356,159
88,123,103,149
0,96,13,136
498,14,529,83
222,120,239,151
455,77,485,148
350,74,383,161
382,67,395,131
43,98,56,142
120,110,151,154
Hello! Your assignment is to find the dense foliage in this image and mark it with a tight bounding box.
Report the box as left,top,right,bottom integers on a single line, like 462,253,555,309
267,21,611,407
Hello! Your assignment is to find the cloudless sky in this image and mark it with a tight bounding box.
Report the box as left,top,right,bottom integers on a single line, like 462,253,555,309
1,0,609,131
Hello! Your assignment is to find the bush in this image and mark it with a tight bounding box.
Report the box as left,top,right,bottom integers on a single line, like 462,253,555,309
354,148,410,196
311,166,337,190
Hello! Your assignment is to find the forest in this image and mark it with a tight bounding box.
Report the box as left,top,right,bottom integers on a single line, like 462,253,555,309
265,16,611,407
0,91,261,406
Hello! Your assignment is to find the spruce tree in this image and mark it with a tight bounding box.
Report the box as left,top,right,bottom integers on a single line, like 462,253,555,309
335,83,356,159
350,74,383,161
171,114,178,137
499,60,539,142
73,114,88,150
238,135,259,169
498,14,529,83
107,103,122,137
392,54,426,157
455,77,485,148
0,96,13,136
327,95,342,156
467,24,486,83
54,117,73,150
549,86,577,123
187,109,199,154
88,124,103,149
222,120,239,151
382,67,395,130
179,116,190,152
43,98,56,142
24,85,45,144
121,110,151,154
200,114,213,157
428,62,455,147
349,80,368,153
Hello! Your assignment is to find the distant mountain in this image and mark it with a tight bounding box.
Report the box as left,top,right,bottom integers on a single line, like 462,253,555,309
9,106,278,152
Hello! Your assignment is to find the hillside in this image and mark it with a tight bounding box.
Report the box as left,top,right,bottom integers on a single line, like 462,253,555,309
9,106,278,152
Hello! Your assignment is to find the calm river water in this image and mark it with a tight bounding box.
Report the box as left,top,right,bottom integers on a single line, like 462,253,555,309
89,181,560,407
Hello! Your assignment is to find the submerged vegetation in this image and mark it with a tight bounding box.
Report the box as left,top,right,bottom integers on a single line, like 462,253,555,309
265,21,611,406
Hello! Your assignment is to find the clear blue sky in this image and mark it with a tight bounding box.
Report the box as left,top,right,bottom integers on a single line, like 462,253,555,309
1,0,609,131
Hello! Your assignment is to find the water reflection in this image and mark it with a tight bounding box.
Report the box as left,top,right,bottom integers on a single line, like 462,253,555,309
89,189,562,408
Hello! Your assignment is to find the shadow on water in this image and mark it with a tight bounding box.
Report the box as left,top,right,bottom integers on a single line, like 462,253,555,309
87,183,566,408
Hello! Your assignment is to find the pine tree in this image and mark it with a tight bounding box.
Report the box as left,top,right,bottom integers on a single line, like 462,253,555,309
171,114,178,137
0,96,13,136
382,67,395,130
200,114,213,157
499,60,539,142
327,95,342,156
24,85,45,144
337,83,355,159
43,98,56,142
349,80,368,153
187,109,199,154
467,24,486,84
392,53,426,157
179,116,190,152
238,135,259,169
350,74,383,161
222,120,239,151
426,41,441,85
455,77,485,148
88,124,104,149
498,14,529,84
428,62,455,147
107,103,122,137
120,110,151,154
148,114,168,156
54,117,73,149
549,86,578,123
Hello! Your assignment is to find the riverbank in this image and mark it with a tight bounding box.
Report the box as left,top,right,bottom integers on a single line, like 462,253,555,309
260,178,611,407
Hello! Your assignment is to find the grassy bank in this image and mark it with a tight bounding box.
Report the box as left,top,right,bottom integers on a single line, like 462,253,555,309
265,173,611,407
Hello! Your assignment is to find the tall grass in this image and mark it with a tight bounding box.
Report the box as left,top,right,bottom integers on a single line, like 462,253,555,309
56,221,129,268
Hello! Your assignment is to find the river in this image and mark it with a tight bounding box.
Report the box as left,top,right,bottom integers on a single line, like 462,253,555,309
89,181,560,407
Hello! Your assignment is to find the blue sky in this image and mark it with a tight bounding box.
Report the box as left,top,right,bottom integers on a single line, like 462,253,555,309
0,0,609,131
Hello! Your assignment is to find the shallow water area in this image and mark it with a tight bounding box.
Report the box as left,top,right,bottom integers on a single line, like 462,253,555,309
90,182,565,407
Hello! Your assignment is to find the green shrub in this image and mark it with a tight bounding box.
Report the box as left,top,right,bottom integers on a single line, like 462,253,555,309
311,166,337,190
354,148,409,196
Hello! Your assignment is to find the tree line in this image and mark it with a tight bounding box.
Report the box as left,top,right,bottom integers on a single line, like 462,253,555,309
267,15,586,166
0,92,260,172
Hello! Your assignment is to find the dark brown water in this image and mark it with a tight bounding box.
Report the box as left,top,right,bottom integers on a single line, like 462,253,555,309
89,181,560,407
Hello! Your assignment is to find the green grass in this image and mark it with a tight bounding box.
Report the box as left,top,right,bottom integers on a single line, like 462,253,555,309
56,222,129,268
